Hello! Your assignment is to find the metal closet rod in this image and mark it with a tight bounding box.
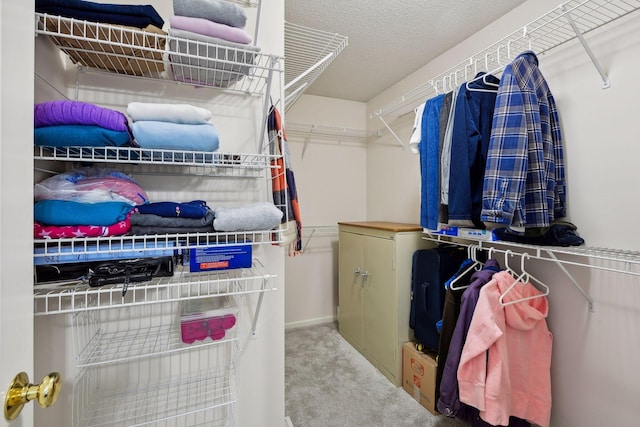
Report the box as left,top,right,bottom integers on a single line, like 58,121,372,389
422,237,613,312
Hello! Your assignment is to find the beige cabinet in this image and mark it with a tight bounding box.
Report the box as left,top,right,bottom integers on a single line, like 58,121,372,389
338,222,433,386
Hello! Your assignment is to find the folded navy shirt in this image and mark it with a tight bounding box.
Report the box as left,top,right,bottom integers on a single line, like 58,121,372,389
36,0,165,29
134,200,210,219
493,222,585,247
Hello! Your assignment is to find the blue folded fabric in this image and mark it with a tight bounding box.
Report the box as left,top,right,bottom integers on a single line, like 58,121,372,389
135,200,210,219
34,200,133,226
35,125,132,147
131,121,220,152
35,0,164,29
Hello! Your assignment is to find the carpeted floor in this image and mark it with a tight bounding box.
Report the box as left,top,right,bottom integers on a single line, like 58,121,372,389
285,322,470,427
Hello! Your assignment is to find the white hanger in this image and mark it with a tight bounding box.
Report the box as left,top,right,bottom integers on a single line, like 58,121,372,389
449,245,482,291
465,72,499,93
499,252,550,307
488,246,498,261
503,249,518,276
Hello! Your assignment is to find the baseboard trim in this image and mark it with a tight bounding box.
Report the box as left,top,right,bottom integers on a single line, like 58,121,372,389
285,316,336,331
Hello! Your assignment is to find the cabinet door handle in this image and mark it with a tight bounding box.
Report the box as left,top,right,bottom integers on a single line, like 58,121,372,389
361,271,369,281
354,268,361,280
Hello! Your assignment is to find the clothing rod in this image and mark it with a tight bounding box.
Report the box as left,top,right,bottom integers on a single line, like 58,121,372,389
422,236,610,312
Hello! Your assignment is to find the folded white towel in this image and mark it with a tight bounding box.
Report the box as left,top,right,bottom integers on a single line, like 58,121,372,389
127,102,212,124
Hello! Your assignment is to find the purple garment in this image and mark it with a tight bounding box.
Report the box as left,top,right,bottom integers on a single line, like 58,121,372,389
35,100,130,133
170,15,252,44
437,258,500,419
135,200,209,219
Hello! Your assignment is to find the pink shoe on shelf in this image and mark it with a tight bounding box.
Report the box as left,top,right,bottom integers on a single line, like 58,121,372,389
209,328,226,341
221,314,236,330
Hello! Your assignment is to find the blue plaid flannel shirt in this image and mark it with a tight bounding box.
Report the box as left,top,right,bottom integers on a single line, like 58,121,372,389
481,51,566,228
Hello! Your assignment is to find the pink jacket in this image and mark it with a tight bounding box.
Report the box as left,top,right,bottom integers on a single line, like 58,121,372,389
457,271,552,427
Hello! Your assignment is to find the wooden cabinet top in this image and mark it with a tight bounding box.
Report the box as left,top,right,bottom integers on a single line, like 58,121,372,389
338,221,422,232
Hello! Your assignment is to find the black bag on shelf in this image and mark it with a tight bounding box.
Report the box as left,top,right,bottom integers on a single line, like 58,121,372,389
88,256,174,287
35,256,174,286
409,245,467,352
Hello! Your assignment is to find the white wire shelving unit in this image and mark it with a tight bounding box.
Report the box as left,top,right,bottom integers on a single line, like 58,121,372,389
371,0,640,127
34,261,276,316
284,21,348,111
73,346,237,427
33,6,283,427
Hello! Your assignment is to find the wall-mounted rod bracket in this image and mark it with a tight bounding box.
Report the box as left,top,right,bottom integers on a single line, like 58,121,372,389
545,250,595,312
561,3,611,89
250,279,269,339
375,112,405,149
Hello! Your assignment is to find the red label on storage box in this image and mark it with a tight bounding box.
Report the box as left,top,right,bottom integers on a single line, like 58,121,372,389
189,244,252,272
200,261,229,269
413,374,421,388
411,358,424,376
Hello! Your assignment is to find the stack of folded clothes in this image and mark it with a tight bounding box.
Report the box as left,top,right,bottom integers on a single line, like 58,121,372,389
168,0,261,87
35,0,167,76
33,167,148,238
493,221,585,247
131,200,215,235
34,100,134,148
127,102,220,154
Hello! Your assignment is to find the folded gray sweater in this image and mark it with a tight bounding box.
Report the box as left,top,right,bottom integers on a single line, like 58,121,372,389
213,202,283,232
173,0,247,29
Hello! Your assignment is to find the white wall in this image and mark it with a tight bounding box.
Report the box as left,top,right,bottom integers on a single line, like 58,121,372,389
364,1,640,426
284,94,367,328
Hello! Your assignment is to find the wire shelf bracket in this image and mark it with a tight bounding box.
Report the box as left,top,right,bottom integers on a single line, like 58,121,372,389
561,3,611,89
284,22,348,112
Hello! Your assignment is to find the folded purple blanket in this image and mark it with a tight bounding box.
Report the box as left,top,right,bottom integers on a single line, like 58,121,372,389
35,100,130,133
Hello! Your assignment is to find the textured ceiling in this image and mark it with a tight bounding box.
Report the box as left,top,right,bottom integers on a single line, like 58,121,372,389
285,0,527,102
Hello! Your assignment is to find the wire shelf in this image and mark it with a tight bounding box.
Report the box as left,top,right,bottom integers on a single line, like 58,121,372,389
286,122,374,142
35,13,282,95
72,297,239,367
373,0,640,121
73,346,237,427
33,229,284,260
34,146,280,177
423,231,640,277
284,21,348,110
34,261,276,315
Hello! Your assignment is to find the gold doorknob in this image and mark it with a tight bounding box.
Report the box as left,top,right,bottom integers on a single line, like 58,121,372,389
4,372,62,421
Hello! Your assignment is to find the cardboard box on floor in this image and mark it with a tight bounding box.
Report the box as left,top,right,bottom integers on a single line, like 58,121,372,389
402,341,438,415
